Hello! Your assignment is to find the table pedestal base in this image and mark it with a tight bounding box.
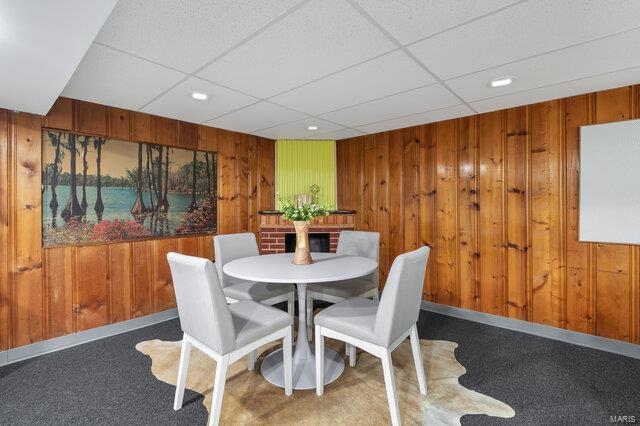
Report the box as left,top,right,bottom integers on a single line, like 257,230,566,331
261,345,344,390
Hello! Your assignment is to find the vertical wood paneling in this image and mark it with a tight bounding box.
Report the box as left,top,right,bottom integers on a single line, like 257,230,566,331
178,122,198,150
457,116,480,310
478,111,506,316
336,140,349,210
350,138,365,227
236,133,250,233
402,127,419,252
0,109,8,350
335,84,639,345
75,101,107,135
388,130,404,275
154,116,178,147
108,243,131,324
1,97,274,350
362,135,376,231
108,108,131,140
435,120,458,306
530,101,564,327
132,112,153,142
75,245,109,331
593,87,633,341
421,125,437,300
13,112,44,347
177,237,200,257
199,235,214,261
153,239,177,312
44,246,74,338
564,94,594,334
42,98,73,131
217,130,237,233
505,107,529,320
131,241,153,318
375,133,390,285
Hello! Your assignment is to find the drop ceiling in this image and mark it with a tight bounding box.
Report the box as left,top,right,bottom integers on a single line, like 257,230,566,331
55,0,640,139
0,0,117,115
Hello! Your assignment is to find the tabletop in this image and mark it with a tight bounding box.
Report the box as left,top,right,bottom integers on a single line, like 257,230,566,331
222,252,378,284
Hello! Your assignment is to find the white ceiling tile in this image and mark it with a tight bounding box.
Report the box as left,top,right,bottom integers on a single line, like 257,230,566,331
270,50,434,115
62,44,186,111
355,104,474,135
0,0,117,115
253,118,345,140
410,0,640,79
95,0,302,73
320,84,460,127
197,0,396,98
205,101,308,133
315,128,367,140
470,66,640,114
448,28,640,102
141,77,258,123
354,0,519,45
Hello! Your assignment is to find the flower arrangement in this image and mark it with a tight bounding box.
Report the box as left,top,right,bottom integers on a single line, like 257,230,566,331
278,194,331,222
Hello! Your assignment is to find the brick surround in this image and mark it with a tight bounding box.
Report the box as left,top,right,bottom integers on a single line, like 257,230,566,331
258,213,355,254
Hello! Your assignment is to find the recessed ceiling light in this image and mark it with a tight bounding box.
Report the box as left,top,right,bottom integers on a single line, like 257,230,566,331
489,77,514,88
308,125,318,130
191,92,208,100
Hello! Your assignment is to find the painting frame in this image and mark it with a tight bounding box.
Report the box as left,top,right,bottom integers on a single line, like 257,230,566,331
42,130,217,248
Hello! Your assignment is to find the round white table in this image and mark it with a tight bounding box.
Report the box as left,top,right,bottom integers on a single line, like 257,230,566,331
223,252,378,390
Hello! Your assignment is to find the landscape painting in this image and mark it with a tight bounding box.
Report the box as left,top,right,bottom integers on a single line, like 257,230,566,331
42,131,217,247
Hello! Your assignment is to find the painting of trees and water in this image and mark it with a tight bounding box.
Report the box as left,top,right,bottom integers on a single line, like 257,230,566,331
42,131,216,247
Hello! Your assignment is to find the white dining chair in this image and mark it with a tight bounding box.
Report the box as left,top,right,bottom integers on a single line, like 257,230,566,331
214,232,295,370
306,231,380,343
168,252,293,426
314,246,430,426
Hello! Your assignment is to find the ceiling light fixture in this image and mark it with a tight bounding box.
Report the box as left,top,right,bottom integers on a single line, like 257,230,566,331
308,125,318,130
489,77,514,88
191,92,208,100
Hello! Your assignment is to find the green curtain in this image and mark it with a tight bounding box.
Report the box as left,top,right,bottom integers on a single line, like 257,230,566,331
275,140,336,209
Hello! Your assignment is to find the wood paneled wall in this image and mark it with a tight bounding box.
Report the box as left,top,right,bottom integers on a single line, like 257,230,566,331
0,98,275,350
337,85,640,344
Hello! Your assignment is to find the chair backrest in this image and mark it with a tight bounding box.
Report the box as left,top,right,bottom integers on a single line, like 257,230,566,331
373,246,430,347
336,230,380,286
167,252,236,354
213,233,259,288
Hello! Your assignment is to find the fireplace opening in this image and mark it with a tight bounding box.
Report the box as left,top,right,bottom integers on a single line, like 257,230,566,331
285,232,330,253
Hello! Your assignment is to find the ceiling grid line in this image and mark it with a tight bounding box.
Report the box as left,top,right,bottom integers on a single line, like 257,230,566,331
136,0,313,111
344,0,478,114
442,23,640,82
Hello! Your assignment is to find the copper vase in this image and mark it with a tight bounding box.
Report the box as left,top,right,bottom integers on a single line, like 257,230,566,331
292,220,313,265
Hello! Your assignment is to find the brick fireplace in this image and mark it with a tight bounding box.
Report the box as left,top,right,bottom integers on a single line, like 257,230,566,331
258,210,355,254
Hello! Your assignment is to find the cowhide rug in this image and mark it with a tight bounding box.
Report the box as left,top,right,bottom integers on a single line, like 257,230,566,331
136,337,515,425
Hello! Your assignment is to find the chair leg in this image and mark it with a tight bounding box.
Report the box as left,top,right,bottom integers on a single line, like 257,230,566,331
380,349,401,426
247,350,256,371
348,343,356,367
306,294,313,340
410,324,427,395
209,355,229,426
283,326,293,396
315,325,324,396
173,334,191,411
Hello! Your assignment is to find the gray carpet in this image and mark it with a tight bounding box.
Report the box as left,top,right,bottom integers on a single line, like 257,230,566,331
0,310,638,425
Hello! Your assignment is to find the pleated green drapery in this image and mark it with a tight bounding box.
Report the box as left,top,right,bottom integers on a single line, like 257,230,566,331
275,139,336,209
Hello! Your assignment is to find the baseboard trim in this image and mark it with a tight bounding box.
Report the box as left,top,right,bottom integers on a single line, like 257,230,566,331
0,308,179,367
421,301,639,359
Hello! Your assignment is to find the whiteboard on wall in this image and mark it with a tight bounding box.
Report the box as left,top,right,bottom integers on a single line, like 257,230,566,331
579,118,640,245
